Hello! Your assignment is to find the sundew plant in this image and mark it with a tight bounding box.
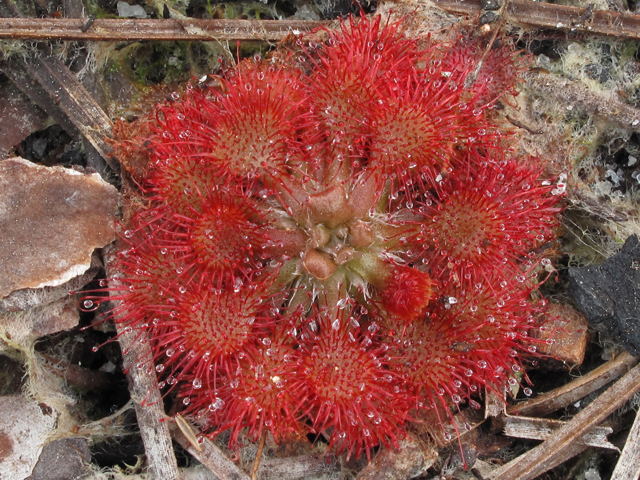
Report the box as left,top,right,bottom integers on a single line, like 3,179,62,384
82,13,565,460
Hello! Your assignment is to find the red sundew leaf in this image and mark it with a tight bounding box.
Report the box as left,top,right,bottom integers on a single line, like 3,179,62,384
393,276,546,417
146,189,270,288
365,64,501,189
193,321,310,446
438,31,530,108
147,62,310,184
147,277,279,398
85,225,192,329
300,12,424,153
415,152,565,287
300,308,413,461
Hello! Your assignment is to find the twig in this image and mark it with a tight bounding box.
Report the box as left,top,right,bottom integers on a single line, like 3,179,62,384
40,352,115,391
505,115,543,135
254,454,342,480
488,361,640,480
104,246,181,480
508,350,638,417
433,0,640,40
171,423,251,480
611,407,640,479
1,0,640,42
0,18,324,41
251,430,267,480
523,71,640,131
499,415,617,450
1,55,115,169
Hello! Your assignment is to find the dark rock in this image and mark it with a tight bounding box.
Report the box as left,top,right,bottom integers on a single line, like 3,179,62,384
0,78,47,160
569,234,640,355
27,438,91,480
479,12,499,24
20,125,72,166
584,63,612,84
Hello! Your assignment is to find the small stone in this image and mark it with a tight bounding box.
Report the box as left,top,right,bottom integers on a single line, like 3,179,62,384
116,1,148,18
479,12,499,24
481,0,501,10
28,438,91,480
357,435,437,479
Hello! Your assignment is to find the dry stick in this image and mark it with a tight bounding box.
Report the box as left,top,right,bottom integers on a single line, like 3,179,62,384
466,0,510,88
1,58,77,134
524,70,640,132
40,352,115,391
118,334,181,480
433,0,640,39
508,350,638,417
172,424,252,480
174,425,343,480
1,55,116,170
104,246,181,480
255,455,342,480
488,361,640,480
251,430,268,480
500,416,617,450
611,408,640,479
0,0,115,172
0,17,324,41
23,55,114,159
1,0,640,42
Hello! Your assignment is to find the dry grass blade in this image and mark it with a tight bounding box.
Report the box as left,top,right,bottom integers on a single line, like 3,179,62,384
508,350,638,417
488,361,640,480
